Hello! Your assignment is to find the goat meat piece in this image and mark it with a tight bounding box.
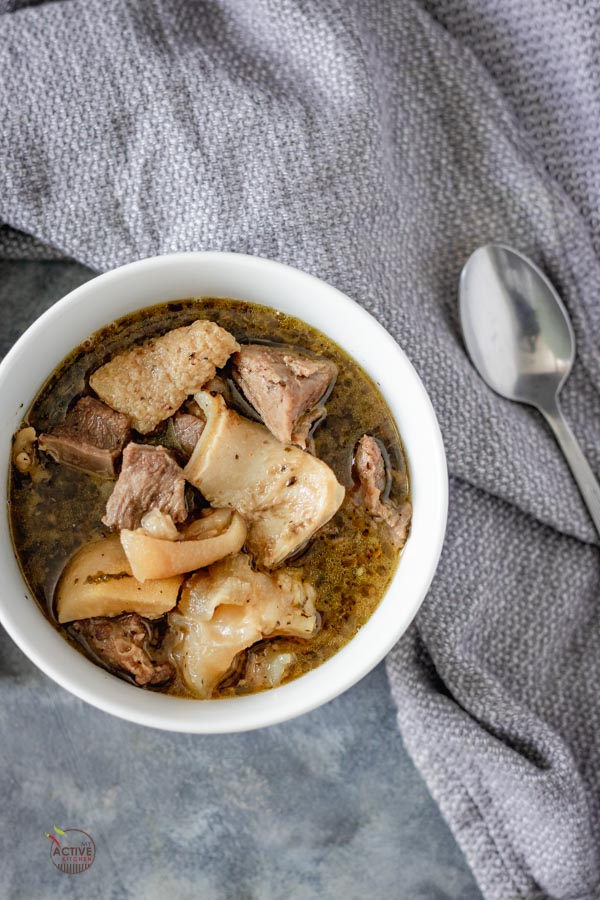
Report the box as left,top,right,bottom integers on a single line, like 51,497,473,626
354,433,387,513
103,442,187,530
39,397,131,477
353,434,412,549
171,412,205,458
89,320,239,433
72,614,174,686
232,344,336,447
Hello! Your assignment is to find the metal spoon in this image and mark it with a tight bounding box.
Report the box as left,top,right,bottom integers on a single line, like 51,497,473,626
459,242,600,536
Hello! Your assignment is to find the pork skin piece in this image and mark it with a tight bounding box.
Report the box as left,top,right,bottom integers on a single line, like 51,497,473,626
354,434,412,549
103,443,187,531
167,553,317,697
72,614,174,686
89,320,239,433
184,392,345,568
232,344,337,447
39,396,131,477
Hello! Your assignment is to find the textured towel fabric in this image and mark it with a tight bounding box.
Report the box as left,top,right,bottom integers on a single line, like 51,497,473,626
1,2,600,897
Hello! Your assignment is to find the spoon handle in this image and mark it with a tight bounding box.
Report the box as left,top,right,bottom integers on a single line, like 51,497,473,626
540,399,600,537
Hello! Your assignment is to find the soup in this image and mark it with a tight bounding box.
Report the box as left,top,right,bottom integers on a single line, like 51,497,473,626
9,299,411,698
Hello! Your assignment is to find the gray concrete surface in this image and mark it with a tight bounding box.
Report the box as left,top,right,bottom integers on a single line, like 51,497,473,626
0,260,482,900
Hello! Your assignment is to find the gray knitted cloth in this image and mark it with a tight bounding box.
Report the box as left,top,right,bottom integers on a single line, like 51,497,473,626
2,2,600,897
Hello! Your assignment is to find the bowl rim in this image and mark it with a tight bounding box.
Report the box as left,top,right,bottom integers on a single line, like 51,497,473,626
0,251,448,732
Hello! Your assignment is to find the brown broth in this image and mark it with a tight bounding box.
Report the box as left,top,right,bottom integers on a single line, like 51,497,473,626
9,299,410,697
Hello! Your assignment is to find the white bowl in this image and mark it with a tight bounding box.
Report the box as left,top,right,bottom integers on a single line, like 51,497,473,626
0,253,447,732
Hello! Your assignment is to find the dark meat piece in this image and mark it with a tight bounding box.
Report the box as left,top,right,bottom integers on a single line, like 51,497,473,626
289,407,326,451
232,344,337,448
39,396,131,477
72,614,174,686
355,434,387,509
353,434,412,549
171,412,205,458
103,442,187,530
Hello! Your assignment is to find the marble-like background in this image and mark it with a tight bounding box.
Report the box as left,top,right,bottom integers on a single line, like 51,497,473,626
0,260,482,900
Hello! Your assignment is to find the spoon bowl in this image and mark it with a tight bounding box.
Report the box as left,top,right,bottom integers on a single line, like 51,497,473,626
460,244,574,409
460,242,600,536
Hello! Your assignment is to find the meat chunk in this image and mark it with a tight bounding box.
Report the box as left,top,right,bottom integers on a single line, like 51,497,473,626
121,508,247,581
355,434,387,507
354,434,412,549
290,406,326,451
56,534,183,623
103,443,187,531
184,392,345,568
167,553,317,697
171,412,205,458
12,426,49,482
39,396,131,477
72,614,174,686
240,647,297,692
232,344,337,447
89,320,239,433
